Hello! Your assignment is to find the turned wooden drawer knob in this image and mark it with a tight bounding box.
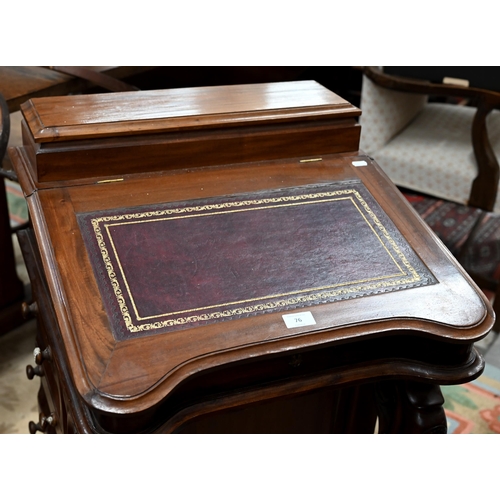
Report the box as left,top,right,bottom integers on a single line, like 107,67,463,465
26,364,44,380
29,413,57,434
28,420,45,434
33,346,52,365
22,301,38,320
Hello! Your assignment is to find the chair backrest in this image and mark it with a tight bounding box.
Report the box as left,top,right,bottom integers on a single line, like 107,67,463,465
359,75,427,155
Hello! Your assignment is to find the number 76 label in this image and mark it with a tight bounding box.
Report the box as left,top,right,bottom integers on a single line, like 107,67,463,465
282,311,316,329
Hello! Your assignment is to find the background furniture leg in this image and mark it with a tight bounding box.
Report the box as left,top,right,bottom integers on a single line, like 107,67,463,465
0,176,25,334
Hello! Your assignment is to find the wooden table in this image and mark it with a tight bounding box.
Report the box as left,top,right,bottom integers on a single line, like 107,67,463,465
0,66,153,113
9,80,494,433
0,66,152,334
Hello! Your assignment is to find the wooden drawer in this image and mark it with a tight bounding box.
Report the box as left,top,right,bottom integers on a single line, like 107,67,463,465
18,227,96,434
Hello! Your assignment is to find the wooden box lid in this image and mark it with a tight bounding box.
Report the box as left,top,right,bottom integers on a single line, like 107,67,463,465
19,80,361,183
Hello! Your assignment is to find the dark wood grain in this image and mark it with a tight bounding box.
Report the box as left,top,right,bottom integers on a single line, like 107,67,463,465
18,81,360,182
21,80,357,141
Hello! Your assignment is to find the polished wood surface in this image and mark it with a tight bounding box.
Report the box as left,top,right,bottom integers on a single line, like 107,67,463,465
10,81,494,432
19,80,360,182
21,80,356,142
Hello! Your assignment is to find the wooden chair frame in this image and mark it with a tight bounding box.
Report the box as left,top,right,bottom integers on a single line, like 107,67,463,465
363,66,500,212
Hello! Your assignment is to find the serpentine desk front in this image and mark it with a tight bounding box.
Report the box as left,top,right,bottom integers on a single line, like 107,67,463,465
9,81,494,433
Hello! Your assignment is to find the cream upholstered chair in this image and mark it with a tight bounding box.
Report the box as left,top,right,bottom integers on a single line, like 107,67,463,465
359,67,500,330
360,66,500,213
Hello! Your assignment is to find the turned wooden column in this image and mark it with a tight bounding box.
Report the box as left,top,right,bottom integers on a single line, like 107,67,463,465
375,381,448,434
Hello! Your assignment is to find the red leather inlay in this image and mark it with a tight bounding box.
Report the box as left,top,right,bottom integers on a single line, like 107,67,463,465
78,181,436,339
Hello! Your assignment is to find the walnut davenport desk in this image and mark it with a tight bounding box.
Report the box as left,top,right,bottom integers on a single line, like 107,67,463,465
9,81,494,433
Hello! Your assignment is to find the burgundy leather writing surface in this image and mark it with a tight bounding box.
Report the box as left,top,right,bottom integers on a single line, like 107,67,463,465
77,180,437,340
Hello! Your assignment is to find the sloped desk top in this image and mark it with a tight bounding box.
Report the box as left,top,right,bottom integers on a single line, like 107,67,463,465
77,179,437,340
11,151,493,413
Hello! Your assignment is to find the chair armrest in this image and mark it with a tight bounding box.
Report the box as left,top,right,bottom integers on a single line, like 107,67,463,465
364,66,500,103
364,67,500,212
470,95,500,211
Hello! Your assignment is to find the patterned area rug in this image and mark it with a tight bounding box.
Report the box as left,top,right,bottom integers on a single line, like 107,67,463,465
4,179,28,228
402,189,500,283
443,364,500,433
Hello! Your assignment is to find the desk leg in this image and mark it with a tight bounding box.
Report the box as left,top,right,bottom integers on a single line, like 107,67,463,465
375,381,447,434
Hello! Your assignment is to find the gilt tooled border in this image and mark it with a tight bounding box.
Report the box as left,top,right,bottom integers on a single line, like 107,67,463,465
87,185,435,334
